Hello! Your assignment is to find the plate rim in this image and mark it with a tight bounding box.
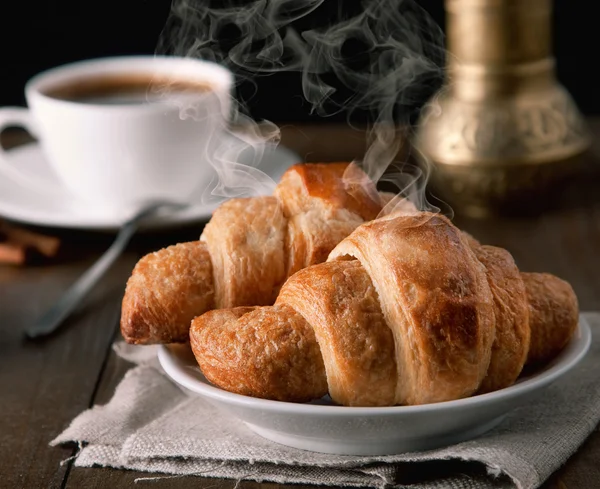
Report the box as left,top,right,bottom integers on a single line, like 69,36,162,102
158,316,591,416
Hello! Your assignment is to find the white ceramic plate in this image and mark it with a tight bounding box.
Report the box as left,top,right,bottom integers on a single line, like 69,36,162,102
158,317,591,456
0,137,299,231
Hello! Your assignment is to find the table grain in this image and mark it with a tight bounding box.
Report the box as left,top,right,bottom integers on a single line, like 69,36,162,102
1,122,599,489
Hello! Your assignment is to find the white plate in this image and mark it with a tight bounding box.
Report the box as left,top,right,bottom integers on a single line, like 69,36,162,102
0,138,299,231
158,317,591,456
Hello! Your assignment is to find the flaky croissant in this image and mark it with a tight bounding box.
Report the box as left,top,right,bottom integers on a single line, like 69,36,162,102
121,162,400,345
190,211,578,407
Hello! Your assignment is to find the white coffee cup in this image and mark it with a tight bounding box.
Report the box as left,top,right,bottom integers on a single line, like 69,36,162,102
0,56,233,213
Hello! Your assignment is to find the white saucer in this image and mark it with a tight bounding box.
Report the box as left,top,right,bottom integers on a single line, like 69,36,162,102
0,139,300,231
158,318,591,456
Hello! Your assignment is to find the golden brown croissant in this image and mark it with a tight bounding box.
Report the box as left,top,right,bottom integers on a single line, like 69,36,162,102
121,162,396,345
190,211,579,407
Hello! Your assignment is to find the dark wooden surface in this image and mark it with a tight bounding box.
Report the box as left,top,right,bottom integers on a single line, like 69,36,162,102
1,123,600,488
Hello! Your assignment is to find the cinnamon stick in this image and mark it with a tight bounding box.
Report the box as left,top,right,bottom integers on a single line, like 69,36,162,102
0,220,61,265
0,223,60,257
0,242,28,265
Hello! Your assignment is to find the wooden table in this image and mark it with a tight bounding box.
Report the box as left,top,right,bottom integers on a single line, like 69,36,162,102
1,122,600,489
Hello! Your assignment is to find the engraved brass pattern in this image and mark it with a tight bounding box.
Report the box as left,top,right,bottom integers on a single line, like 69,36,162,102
414,0,590,216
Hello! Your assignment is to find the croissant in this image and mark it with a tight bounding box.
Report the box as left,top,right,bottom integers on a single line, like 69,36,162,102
190,211,579,407
121,162,401,345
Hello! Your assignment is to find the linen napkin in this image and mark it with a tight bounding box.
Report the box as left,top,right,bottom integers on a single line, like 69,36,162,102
52,313,600,489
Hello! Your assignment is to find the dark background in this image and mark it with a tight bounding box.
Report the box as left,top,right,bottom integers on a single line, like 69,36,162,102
0,0,595,123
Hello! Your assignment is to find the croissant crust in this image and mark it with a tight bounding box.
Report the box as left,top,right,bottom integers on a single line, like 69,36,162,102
121,241,214,344
121,162,386,344
190,212,580,407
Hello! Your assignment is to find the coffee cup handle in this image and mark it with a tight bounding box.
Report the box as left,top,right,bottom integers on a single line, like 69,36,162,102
0,107,57,195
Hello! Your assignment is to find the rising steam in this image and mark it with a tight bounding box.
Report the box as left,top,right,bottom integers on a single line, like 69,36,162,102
156,0,445,211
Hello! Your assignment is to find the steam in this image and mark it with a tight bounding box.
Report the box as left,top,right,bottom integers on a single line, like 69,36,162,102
156,0,445,211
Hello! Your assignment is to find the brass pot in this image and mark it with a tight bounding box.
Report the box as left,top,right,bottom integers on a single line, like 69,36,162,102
414,0,590,217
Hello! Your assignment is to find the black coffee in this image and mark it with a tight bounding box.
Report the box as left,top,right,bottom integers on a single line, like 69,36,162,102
44,74,213,105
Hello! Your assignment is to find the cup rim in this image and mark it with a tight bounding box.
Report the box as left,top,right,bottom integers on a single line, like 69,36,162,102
25,55,234,112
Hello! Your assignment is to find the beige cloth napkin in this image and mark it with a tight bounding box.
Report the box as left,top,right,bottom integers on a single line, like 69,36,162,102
52,313,600,489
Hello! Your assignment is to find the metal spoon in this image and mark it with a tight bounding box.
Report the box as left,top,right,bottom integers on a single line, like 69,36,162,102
26,201,185,339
